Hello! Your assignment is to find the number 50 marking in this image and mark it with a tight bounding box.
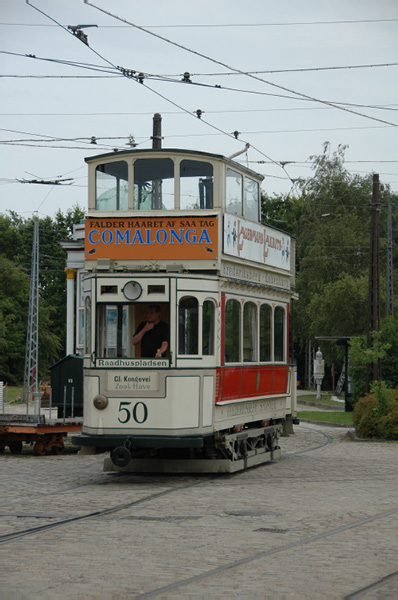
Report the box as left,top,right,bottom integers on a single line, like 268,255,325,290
118,401,148,424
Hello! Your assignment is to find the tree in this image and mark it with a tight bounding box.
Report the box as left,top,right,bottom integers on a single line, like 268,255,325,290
0,205,85,383
261,142,398,388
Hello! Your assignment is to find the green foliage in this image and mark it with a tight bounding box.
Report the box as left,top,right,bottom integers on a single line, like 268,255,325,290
349,333,390,403
353,389,398,439
0,206,85,383
353,395,379,438
296,411,353,425
379,316,398,388
370,380,392,417
260,142,398,385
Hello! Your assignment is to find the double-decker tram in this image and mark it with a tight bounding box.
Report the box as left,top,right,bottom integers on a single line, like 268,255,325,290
73,145,297,472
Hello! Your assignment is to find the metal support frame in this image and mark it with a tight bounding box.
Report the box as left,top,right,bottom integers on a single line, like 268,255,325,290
22,218,40,414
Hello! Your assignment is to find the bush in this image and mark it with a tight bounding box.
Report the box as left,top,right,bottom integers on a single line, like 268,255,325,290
353,395,379,438
353,389,398,440
379,402,398,440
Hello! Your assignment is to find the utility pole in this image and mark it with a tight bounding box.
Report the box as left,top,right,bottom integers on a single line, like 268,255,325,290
367,174,381,388
22,217,40,414
386,194,394,316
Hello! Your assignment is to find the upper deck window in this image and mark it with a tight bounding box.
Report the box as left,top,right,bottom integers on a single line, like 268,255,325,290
226,168,243,216
180,160,213,210
96,161,128,210
134,158,174,210
244,177,259,222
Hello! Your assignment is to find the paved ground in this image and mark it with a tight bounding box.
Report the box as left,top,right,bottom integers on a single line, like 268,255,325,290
0,417,397,599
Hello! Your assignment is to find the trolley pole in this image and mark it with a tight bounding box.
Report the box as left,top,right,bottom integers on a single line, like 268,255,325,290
152,113,162,149
366,174,381,388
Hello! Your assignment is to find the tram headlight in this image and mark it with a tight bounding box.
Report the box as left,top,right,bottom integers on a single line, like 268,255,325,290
93,394,108,410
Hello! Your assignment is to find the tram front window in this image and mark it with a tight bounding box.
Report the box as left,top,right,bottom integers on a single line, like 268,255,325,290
179,296,198,354
180,160,213,209
224,299,240,363
134,158,174,210
96,161,128,210
97,304,130,357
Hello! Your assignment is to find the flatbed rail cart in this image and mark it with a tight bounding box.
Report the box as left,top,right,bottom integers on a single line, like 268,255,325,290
0,414,82,455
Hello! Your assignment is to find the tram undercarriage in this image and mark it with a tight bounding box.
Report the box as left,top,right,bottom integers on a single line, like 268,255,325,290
103,421,284,474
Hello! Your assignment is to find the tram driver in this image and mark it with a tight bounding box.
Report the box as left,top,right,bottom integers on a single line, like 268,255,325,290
132,305,169,358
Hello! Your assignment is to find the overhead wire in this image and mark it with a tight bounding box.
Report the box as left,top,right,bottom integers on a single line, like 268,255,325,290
20,1,398,189
24,1,286,176
83,1,398,129
2,18,398,27
2,51,398,113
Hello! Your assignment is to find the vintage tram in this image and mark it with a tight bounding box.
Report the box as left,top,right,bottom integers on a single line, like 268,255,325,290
73,146,297,472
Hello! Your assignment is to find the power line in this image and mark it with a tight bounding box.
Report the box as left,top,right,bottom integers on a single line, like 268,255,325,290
3,50,397,113
83,1,398,129
2,18,398,28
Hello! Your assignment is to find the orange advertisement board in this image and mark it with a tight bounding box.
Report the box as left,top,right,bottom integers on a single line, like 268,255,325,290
85,216,218,261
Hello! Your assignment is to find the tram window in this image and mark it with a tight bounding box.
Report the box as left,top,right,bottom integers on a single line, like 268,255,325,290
134,158,174,210
101,285,117,294
244,177,260,222
179,296,198,354
274,306,285,362
260,304,271,362
96,161,128,210
243,302,257,362
180,160,214,210
84,296,91,355
224,299,240,363
148,285,165,295
202,300,215,355
226,169,243,216
97,304,130,358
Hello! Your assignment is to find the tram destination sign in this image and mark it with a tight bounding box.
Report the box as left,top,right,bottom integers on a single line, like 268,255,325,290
223,214,291,272
85,216,218,261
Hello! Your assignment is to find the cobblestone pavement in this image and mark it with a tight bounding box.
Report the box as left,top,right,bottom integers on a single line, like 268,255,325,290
0,423,397,599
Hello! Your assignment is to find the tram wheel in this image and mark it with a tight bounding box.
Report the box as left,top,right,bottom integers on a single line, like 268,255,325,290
9,441,23,454
51,445,65,455
34,440,47,456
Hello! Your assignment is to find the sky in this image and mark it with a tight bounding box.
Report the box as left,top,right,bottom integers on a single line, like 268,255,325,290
1,0,398,219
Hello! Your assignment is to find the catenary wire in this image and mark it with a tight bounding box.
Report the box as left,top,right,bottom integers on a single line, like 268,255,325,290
83,1,398,129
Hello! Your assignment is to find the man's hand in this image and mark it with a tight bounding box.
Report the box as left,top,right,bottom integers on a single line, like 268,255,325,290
143,321,155,332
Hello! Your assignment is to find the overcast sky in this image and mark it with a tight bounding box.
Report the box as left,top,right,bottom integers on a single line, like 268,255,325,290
1,0,398,219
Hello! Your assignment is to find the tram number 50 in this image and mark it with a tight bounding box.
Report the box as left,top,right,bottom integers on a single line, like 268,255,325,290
118,401,148,424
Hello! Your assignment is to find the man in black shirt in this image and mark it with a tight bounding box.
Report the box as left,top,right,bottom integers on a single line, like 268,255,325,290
132,305,169,358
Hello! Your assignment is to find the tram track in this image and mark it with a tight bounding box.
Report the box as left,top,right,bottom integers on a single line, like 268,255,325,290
0,475,219,546
134,507,398,599
0,425,340,546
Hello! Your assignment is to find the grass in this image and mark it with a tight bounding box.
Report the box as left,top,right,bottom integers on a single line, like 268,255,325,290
2,385,23,403
298,393,345,407
297,410,353,425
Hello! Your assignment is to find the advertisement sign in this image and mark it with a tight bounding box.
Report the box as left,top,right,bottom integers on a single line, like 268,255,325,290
223,214,291,271
85,216,218,261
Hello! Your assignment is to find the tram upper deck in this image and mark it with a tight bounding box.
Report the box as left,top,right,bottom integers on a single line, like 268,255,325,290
84,148,295,290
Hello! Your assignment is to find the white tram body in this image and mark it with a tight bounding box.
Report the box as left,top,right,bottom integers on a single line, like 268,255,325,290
73,148,297,472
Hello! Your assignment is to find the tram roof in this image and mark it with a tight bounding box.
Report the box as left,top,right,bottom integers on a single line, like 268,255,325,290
85,147,264,181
